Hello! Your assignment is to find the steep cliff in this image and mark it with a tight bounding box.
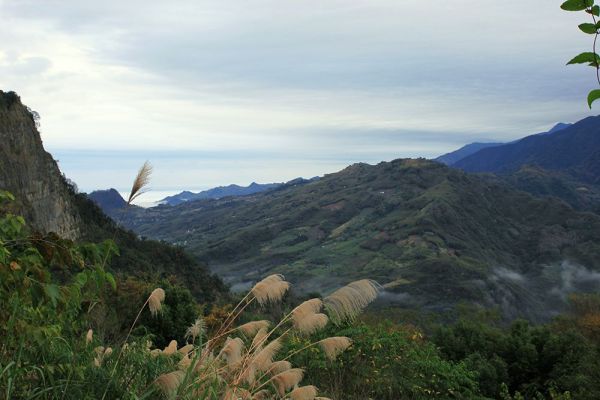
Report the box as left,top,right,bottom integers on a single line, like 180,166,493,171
0,90,227,301
0,91,81,239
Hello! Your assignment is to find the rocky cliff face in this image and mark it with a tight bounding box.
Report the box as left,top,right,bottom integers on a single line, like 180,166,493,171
0,91,81,239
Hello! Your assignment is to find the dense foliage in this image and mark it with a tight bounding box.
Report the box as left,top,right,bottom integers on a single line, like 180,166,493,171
69,185,228,302
433,316,600,399
288,322,482,400
4,190,600,399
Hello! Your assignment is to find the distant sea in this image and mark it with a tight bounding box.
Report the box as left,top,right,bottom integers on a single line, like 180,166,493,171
116,190,204,208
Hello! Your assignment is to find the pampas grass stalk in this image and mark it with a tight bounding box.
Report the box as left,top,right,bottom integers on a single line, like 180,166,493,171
216,273,289,341
289,385,318,400
185,317,206,343
266,368,305,396
101,287,165,400
97,272,379,400
317,337,352,361
155,370,185,397
238,320,271,337
324,279,381,323
85,329,93,344
148,288,165,316
126,161,152,205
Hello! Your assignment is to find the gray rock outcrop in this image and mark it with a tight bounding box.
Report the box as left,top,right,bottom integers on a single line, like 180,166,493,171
0,91,81,239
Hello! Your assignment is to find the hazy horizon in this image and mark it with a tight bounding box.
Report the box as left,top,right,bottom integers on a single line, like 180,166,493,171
1,0,596,192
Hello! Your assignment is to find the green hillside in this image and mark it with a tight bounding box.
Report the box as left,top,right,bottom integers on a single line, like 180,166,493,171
116,159,600,319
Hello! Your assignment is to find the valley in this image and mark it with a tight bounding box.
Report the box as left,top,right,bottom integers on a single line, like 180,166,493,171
109,155,600,321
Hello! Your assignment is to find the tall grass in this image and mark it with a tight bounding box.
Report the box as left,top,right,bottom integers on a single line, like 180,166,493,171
133,274,380,399
0,165,382,399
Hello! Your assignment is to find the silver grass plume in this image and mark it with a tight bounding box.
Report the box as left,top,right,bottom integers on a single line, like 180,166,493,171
127,161,152,205
324,279,380,323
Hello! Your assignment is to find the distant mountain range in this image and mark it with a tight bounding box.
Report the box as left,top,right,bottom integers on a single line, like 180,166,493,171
433,120,600,213
453,117,600,185
160,182,285,205
89,179,321,215
435,123,572,166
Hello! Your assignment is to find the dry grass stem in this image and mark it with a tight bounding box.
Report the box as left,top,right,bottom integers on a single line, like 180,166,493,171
155,370,185,396
127,161,152,204
162,340,178,355
85,329,93,344
178,344,193,355
294,313,328,336
270,368,304,396
251,274,290,305
148,288,165,316
252,338,282,372
268,360,292,375
185,317,205,342
318,337,352,360
324,279,380,323
252,389,270,399
292,298,323,322
219,337,245,367
252,327,270,350
178,354,192,369
239,320,270,337
289,385,318,400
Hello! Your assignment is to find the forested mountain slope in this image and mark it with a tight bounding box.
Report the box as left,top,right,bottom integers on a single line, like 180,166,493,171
116,158,600,319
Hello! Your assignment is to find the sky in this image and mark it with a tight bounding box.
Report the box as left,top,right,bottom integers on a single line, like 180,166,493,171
0,0,597,199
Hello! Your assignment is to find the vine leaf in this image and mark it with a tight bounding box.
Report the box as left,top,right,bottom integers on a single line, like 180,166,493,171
567,52,600,65
588,89,600,108
561,0,593,11
579,22,598,34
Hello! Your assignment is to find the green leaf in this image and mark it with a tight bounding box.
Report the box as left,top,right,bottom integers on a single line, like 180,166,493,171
105,272,117,291
43,283,60,307
561,0,591,11
567,52,600,65
0,191,15,202
588,89,600,108
592,5,600,15
579,23,598,33
73,272,88,287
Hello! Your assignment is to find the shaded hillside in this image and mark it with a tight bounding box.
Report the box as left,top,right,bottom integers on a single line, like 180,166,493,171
436,142,502,165
454,116,600,184
117,158,600,319
0,91,226,301
491,166,600,214
435,122,571,167
74,190,226,300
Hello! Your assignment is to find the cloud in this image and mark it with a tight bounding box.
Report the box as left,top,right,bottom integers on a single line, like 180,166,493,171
481,262,600,322
0,0,596,190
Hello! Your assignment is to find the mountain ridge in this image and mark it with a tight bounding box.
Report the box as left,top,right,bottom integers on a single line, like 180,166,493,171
161,182,283,205
114,157,600,320
454,116,600,184
436,122,572,166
